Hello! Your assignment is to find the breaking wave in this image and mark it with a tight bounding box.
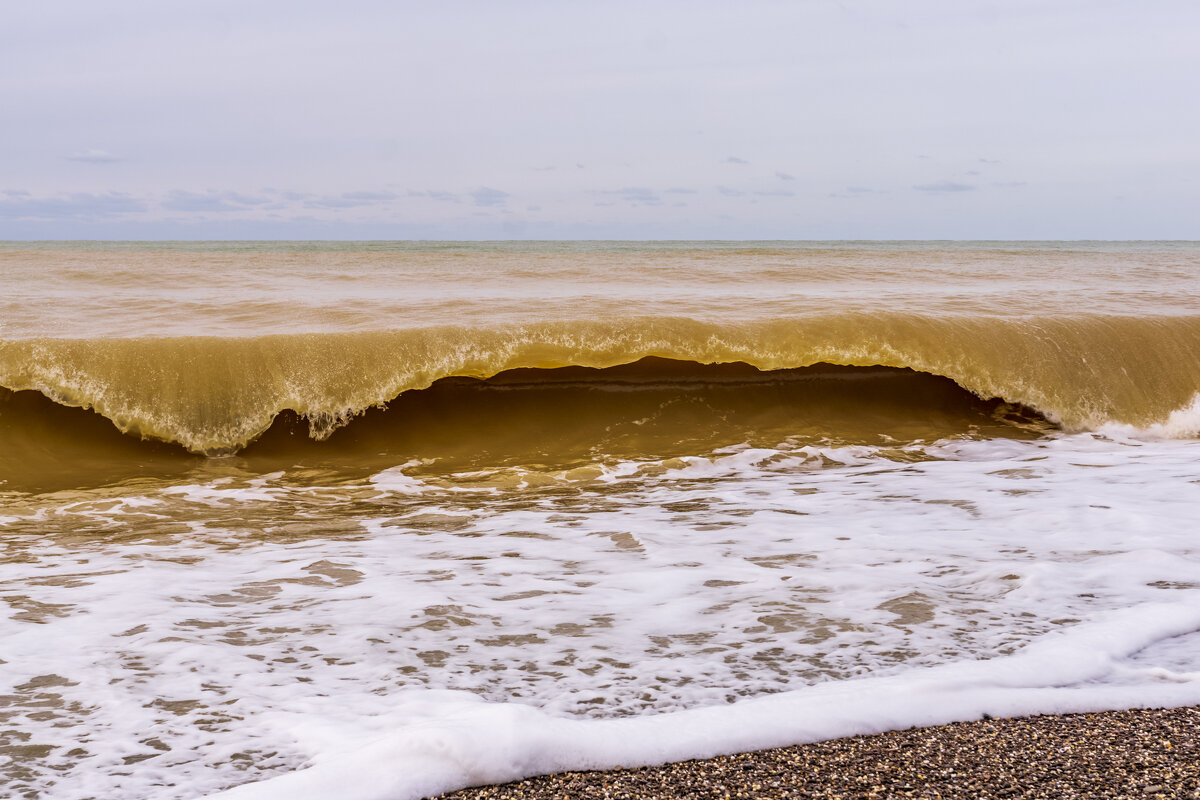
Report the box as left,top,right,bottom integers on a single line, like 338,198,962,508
1,313,1198,458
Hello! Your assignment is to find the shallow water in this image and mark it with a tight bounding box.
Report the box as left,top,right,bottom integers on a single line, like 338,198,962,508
1,242,1198,799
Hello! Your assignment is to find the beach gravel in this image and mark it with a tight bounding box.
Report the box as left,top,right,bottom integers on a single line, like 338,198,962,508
437,706,1200,799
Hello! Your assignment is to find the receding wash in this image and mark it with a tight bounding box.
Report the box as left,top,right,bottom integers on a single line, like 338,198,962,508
2,241,1199,799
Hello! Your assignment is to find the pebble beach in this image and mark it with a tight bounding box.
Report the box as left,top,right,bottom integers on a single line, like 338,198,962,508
439,706,1200,800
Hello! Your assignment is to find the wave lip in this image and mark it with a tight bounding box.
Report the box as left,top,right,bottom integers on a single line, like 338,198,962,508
2,313,1199,455
1,358,1047,491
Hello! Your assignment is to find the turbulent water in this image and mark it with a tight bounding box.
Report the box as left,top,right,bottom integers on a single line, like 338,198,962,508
1,241,1199,799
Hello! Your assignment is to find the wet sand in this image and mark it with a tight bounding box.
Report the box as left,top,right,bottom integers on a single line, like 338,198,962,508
438,706,1200,799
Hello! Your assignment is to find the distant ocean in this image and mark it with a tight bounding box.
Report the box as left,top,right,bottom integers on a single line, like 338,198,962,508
2,241,1199,799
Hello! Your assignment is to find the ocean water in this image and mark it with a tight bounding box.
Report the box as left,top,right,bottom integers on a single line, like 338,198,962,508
1,241,1199,799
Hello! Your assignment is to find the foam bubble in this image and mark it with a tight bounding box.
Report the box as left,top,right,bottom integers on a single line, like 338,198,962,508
368,460,432,494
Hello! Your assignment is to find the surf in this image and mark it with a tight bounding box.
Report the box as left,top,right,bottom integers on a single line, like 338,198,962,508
2,313,1198,456
2,357,1052,492
3,242,1200,799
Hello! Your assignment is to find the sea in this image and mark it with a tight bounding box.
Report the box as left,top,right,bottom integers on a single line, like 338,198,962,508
1,241,1199,799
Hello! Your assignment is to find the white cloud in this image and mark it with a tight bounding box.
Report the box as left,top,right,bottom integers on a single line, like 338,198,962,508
596,187,661,205
304,191,399,210
0,191,146,219
164,190,280,212
471,187,509,207
408,190,460,203
913,181,975,193
63,149,123,163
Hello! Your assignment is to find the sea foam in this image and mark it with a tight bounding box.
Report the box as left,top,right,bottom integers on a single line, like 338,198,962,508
2,433,1199,798
212,603,1200,800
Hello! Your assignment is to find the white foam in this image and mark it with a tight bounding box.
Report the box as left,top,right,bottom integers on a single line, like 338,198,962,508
2,433,1200,798
368,460,432,494
162,472,287,504
1086,392,1200,442
213,604,1200,800
1140,392,1200,439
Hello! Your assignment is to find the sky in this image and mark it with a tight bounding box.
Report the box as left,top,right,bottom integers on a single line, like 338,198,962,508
1,0,1197,240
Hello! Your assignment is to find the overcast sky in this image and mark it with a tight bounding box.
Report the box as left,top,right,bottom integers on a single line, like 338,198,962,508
2,0,1197,239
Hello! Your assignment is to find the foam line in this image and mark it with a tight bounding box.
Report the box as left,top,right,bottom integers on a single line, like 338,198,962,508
210,603,1200,800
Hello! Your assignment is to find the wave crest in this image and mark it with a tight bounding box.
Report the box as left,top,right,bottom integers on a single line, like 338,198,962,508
1,314,1198,454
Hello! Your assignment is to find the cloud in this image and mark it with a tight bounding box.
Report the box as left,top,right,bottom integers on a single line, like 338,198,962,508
226,192,272,206
913,181,975,193
304,191,399,209
0,191,146,219
407,190,460,203
979,158,1002,164
966,170,981,176
163,192,240,212
754,190,795,197
595,187,661,205
664,187,697,195
165,190,279,212
828,186,884,199
992,181,1028,188
775,171,796,181
724,156,749,165
471,186,510,207
63,149,123,163
716,186,745,197
342,191,398,203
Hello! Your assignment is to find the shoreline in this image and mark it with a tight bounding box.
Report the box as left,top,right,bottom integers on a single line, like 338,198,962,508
436,706,1199,799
